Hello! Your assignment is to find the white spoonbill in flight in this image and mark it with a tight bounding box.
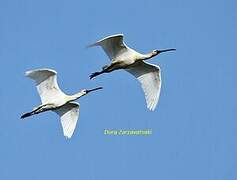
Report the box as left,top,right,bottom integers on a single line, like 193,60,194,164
88,34,175,111
21,68,102,138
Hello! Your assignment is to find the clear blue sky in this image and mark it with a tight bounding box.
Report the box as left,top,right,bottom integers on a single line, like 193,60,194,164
0,0,236,179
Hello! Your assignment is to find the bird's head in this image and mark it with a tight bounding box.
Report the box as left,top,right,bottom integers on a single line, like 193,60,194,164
78,87,103,96
152,50,159,56
80,89,88,95
152,48,176,56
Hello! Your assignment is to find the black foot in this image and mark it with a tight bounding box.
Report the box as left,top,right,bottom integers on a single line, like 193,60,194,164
89,72,101,79
21,112,33,119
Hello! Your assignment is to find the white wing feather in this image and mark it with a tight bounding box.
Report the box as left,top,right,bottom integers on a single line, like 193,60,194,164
54,102,80,139
126,61,161,111
25,68,65,104
88,34,128,61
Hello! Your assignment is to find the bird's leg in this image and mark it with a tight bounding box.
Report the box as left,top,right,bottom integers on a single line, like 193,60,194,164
21,104,49,119
90,63,118,79
89,71,104,79
21,109,40,119
89,65,110,79
21,111,36,119
102,65,109,70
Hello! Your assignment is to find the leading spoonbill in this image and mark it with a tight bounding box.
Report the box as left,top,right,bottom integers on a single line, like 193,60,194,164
88,34,175,111
21,68,102,138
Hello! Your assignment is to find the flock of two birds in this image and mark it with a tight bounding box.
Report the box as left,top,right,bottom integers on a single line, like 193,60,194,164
21,34,176,138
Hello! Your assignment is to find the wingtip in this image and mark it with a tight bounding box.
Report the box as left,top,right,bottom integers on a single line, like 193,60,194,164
25,70,33,77
64,135,72,139
147,106,156,111
63,131,74,139
147,101,158,111
86,42,98,48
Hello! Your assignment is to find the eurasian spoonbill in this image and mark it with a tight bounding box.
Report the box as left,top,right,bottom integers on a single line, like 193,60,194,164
88,34,175,111
21,68,102,138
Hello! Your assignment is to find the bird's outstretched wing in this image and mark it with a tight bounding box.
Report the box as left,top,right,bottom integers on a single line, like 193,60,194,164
53,102,80,139
88,34,128,61
25,68,65,104
126,61,161,111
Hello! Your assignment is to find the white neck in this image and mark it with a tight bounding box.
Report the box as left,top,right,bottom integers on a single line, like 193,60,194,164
66,87,102,102
139,52,157,61
68,91,86,102
138,48,176,61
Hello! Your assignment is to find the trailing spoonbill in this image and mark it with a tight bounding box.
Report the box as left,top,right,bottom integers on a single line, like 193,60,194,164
21,68,102,138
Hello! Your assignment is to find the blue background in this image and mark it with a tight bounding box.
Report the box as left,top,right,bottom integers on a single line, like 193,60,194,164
0,0,236,179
